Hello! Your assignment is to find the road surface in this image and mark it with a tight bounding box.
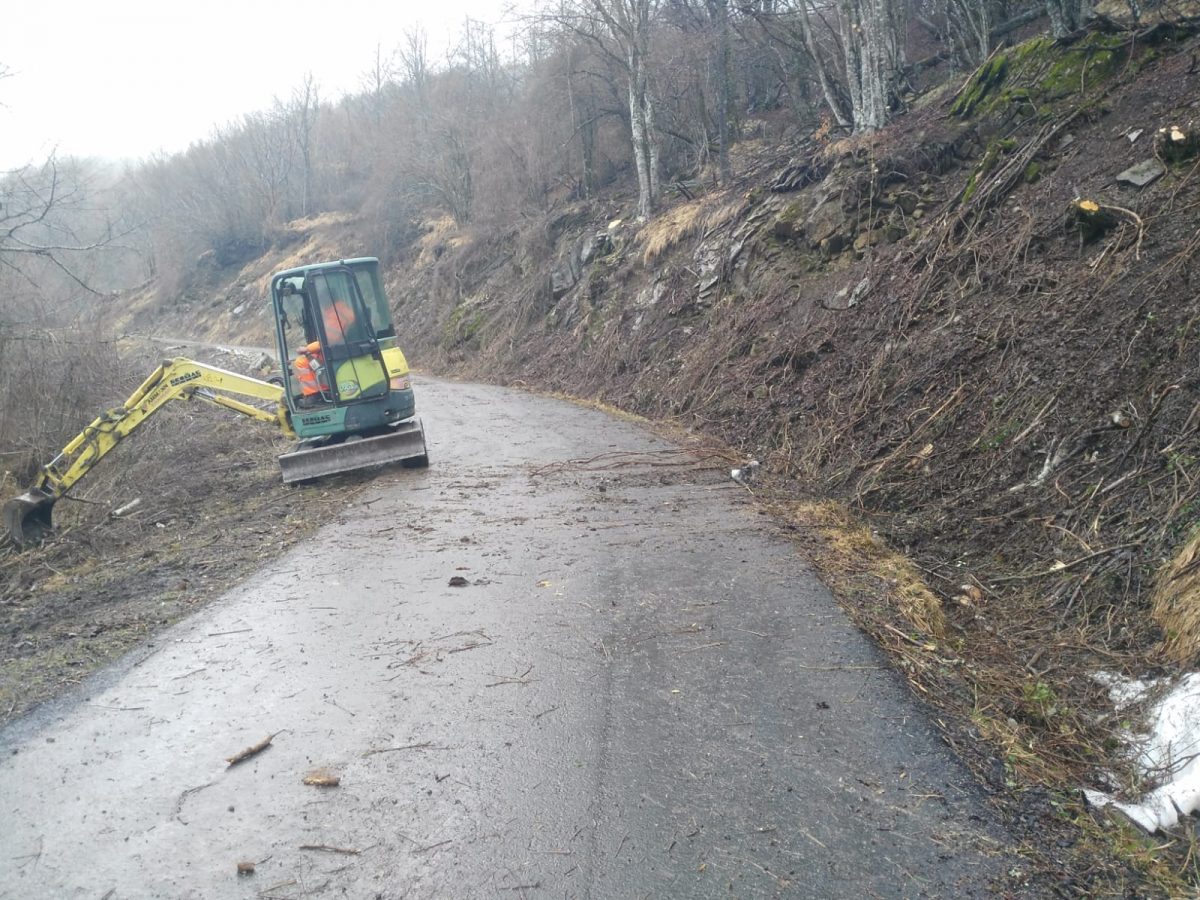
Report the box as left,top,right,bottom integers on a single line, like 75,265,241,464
0,378,1018,898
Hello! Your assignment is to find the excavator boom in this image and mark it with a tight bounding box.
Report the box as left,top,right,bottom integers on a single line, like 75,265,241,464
4,358,292,545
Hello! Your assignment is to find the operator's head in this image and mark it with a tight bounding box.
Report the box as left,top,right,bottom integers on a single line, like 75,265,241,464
323,300,355,343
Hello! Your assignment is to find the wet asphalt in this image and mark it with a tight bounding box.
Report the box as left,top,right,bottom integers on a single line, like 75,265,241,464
0,378,1020,898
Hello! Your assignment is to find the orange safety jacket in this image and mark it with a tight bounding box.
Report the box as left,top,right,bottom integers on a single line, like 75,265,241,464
294,355,320,396
293,342,329,396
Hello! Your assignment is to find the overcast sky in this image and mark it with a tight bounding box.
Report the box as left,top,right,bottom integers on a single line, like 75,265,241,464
0,0,513,171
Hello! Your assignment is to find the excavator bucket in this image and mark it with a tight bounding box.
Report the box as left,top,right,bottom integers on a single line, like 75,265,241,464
3,488,57,547
278,419,428,484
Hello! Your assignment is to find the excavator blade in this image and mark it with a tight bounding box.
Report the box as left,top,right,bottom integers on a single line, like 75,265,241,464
3,488,57,547
278,419,429,484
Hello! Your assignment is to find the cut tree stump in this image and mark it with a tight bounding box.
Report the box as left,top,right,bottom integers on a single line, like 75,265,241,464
1071,199,1117,241
1154,123,1199,163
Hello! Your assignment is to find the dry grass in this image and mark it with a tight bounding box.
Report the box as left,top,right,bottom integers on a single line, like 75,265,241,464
269,213,358,274
416,215,471,268
789,498,946,637
1151,529,1200,664
639,194,743,267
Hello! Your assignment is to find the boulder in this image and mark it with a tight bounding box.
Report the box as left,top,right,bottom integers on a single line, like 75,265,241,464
804,199,850,248
550,254,582,299
824,277,871,310
1116,158,1166,188
819,234,847,258
891,191,920,216
580,230,613,265
853,229,887,252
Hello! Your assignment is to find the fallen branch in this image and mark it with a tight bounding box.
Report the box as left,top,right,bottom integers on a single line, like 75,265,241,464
302,770,341,787
990,543,1142,583
111,498,142,517
361,741,433,758
226,731,281,767
299,844,360,855
486,665,535,687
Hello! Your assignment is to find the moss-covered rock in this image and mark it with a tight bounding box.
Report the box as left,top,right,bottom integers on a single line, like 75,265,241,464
1040,32,1127,99
951,54,1010,118
950,30,1131,122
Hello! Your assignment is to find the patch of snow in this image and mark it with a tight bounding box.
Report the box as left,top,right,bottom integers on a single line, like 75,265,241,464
1085,672,1200,832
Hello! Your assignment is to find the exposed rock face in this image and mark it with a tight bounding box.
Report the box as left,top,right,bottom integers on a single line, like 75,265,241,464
550,230,615,300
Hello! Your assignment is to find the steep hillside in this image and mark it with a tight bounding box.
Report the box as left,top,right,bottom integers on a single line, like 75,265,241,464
392,22,1200,892
97,19,1200,892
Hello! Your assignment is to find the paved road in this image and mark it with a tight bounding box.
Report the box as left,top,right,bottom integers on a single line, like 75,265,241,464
0,379,1018,898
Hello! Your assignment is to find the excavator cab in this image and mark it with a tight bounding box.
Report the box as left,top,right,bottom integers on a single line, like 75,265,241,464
270,258,427,483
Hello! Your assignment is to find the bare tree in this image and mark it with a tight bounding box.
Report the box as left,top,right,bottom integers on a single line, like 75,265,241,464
1044,0,1091,37
287,73,321,217
588,0,663,218
362,44,396,125
0,157,121,294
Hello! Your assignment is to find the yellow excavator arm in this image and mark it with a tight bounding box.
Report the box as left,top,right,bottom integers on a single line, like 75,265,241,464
4,358,293,545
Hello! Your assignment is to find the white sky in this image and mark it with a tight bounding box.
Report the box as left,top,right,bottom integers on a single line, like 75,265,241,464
0,0,514,170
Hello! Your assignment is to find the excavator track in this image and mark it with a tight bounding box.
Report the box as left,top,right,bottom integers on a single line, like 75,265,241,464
3,489,57,547
278,419,428,484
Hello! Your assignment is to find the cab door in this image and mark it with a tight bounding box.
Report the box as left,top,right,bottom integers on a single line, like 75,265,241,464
305,267,389,403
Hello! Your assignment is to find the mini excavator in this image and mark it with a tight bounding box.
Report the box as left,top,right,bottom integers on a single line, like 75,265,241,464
3,258,428,545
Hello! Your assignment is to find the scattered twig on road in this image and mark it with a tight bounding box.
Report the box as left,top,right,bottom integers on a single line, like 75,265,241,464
299,844,360,855
529,448,732,477
361,741,434,758
680,641,726,654
794,663,883,671
10,835,42,870
173,781,215,823
324,696,357,717
411,840,452,854
448,640,492,654
532,705,560,721
486,665,535,687
226,731,282,767
171,667,207,680
207,628,253,637
259,879,298,896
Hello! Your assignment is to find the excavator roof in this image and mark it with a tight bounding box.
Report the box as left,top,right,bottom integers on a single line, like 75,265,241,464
272,257,379,281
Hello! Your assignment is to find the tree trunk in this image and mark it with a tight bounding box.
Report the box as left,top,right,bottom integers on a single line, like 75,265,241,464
709,0,733,184
1045,0,1093,38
